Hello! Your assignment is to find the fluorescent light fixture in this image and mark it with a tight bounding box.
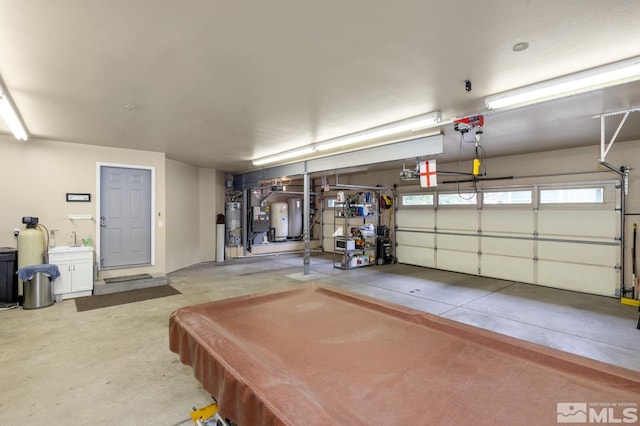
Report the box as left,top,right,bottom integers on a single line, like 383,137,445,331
251,111,441,167
252,146,316,166
315,111,441,151
0,92,28,141
485,56,640,110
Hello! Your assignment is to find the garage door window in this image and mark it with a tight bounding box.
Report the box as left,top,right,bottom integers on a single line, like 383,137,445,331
326,198,344,209
401,194,434,206
438,193,477,205
540,187,603,204
483,190,532,205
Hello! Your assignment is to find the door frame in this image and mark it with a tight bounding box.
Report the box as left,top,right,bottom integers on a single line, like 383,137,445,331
96,162,156,269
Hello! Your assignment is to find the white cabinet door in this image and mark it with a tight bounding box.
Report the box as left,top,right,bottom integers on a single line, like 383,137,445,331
52,259,72,295
71,260,93,292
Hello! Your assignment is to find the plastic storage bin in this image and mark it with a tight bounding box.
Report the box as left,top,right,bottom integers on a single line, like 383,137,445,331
0,248,18,303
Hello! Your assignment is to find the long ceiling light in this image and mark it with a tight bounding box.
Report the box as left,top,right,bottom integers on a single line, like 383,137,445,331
0,91,28,141
315,111,441,151
485,56,640,110
252,146,316,166
251,110,441,166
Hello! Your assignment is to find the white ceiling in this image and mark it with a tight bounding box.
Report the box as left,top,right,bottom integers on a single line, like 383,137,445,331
1,1,639,173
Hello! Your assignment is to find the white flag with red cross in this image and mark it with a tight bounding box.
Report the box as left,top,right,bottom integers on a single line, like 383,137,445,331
419,159,437,187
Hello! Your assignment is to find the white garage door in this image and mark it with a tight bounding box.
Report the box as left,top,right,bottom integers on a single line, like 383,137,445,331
396,182,621,297
322,216,337,254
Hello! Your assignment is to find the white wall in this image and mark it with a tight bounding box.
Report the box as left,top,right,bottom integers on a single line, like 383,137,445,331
165,161,226,272
340,139,640,287
343,140,638,208
198,168,219,264
165,159,200,272
0,134,229,277
0,134,188,279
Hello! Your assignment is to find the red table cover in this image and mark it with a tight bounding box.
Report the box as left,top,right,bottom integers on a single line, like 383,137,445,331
170,284,640,425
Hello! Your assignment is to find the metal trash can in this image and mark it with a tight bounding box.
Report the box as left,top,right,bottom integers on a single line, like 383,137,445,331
23,272,54,309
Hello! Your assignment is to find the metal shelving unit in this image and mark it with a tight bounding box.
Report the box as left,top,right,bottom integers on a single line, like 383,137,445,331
333,192,379,270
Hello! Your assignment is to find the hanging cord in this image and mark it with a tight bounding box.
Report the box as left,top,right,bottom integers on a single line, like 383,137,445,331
456,132,478,200
455,131,465,196
476,142,488,176
381,188,395,231
36,223,50,260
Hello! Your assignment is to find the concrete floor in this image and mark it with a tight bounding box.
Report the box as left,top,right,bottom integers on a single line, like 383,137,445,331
1,253,639,425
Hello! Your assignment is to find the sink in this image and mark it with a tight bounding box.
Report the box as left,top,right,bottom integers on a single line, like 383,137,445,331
48,245,94,254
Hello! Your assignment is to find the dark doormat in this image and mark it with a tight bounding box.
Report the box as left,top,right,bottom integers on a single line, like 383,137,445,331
103,273,153,284
75,285,181,312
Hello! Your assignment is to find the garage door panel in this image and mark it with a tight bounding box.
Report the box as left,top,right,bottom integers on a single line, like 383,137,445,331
438,234,478,252
397,246,435,268
397,209,435,229
322,212,341,254
323,237,336,253
538,241,616,266
396,231,434,248
482,238,534,257
481,254,533,283
322,209,336,224
323,215,345,231
438,250,477,275
438,210,477,231
482,210,534,234
538,260,617,297
363,217,377,226
322,223,335,253
538,210,617,238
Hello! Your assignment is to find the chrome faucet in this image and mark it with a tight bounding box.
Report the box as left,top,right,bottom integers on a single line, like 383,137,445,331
71,231,77,246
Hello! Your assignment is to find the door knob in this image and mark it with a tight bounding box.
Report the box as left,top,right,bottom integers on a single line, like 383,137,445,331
100,215,106,228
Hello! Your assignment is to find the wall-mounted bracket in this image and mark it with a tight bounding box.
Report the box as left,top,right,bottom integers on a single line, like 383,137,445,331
593,106,640,162
593,107,639,195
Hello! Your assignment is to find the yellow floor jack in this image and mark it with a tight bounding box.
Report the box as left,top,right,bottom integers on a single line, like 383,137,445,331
190,400,230,426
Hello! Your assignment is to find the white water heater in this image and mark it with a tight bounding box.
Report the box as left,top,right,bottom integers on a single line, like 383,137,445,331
288,198,302,238
270,202,288,241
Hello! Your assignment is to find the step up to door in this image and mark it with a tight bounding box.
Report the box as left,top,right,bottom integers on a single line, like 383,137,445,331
93,274,168,295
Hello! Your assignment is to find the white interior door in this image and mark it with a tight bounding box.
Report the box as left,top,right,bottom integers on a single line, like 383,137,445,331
100,166,153,269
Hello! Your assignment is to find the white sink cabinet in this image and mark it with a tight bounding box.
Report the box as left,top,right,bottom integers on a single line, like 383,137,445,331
48,246,94,299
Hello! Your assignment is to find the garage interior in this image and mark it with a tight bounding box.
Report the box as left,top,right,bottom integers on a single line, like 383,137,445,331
1,1,640,425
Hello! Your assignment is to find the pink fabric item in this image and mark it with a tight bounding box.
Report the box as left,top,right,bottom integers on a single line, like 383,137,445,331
170,284,640,425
